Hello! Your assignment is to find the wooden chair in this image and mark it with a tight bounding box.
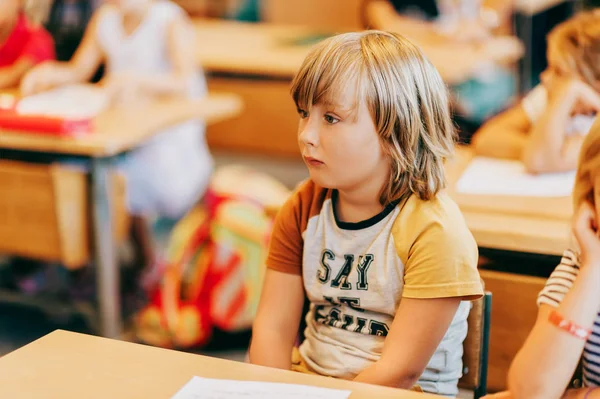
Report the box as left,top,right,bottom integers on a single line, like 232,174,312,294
459,291,493,399
0,159,129,270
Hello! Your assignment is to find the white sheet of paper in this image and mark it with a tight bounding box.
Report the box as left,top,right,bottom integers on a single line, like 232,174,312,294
171,377,352,399
455,157,575,197
17,84,109,119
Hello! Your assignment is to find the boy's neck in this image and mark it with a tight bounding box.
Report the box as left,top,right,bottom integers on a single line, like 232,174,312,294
121,2,153,22
335,176,388,224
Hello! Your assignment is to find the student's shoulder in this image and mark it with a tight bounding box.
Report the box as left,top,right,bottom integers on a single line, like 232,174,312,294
278,179,330,223
391,191,476,255
395,191,466,229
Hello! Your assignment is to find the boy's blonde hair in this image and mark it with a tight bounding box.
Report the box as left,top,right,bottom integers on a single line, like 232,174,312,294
573,117,600,209
547,9,600,88
290,30,455,206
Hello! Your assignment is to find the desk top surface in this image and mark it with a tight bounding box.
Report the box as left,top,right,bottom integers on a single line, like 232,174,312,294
0,330,437,399
447,147,571,256
0,93,242,157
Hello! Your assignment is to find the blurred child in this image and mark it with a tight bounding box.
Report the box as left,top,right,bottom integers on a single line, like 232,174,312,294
483,117,600,399
366,0,521,142
0,0,54,89
21,0,214,279
249,31,483,397
473,10,600,174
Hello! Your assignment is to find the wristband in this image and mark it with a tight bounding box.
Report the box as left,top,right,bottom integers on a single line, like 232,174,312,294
548,310,591,340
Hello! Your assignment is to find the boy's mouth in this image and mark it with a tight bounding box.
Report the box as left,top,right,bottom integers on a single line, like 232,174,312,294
304,156,324,166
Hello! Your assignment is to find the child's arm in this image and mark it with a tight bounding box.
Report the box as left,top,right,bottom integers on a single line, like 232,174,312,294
522,79,600,174
472,105,531,160
505,203,600,399
20,9,105,95
249,269,305,369
353,296,461,388
0,59,36,89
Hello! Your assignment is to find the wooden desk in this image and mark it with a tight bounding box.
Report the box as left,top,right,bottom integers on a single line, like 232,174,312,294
0,94,242,156
446,147,571,256
194,19,521,85
0,330,437,399
0,93,243,339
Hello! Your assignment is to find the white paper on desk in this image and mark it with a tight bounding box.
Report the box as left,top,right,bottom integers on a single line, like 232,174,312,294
171,376,352,399
16,84,109,119
456,157,575,197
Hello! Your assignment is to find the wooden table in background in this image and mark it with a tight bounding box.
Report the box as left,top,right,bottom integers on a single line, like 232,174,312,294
0,93,243,339
446,147,571,257
193,19,523,158
0,330,438,399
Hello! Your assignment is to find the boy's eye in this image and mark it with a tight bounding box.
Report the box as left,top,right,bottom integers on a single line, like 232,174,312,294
297,108,309,118
324,114,340,124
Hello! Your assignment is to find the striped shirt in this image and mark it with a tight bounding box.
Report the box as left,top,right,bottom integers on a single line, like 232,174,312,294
538,249,600,387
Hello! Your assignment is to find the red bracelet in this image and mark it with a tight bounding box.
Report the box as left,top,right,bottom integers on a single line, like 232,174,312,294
548,310,591,340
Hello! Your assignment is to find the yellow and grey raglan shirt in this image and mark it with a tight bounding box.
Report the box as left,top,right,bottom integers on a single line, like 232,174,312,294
267,180,483,397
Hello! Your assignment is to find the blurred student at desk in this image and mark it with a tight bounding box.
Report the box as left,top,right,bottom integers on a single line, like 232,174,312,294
0,0,54,89
366,0,521,142
473,11,600,174
21,0,214,285
483,119,600,399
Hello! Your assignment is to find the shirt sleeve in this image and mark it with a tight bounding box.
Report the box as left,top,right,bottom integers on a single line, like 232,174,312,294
393,194,483,300
521,84,547,124
20,27,55,64
537,249,580,308
265,184,308,275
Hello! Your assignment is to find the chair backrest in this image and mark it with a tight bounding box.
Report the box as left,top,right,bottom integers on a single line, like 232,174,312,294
458,291,492,399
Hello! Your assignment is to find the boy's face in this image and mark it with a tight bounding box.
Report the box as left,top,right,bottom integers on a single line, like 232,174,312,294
297,84,389,194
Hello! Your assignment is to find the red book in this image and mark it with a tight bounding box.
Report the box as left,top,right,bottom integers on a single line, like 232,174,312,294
0,108,93,137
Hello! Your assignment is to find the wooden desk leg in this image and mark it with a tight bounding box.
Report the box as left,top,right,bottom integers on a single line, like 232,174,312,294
91,157,122,338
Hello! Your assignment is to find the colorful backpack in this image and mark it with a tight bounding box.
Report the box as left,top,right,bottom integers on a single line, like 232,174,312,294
135,165,290,348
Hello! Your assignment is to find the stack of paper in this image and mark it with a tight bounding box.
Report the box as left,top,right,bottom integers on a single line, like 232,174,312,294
171,377,352,399
16,84,109,119
455,157,576,197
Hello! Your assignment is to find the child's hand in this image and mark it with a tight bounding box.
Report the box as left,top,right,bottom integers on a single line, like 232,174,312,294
20,62,64,96
573,201,600,269
546,77,600,116
102,72,149,106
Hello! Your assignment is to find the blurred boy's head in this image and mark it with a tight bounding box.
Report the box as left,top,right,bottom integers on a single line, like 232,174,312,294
290,31,455,205
0,0,21,29
543,10,600,91
574,117,600,217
